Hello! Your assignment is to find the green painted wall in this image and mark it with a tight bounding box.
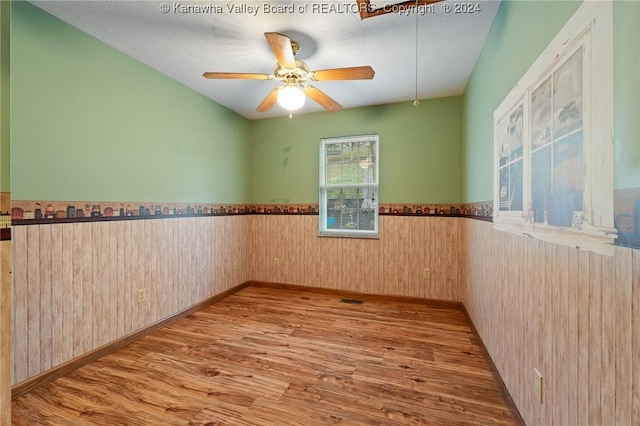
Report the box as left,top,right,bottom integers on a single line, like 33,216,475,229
0,1,9,194
462,0,640,202
250,97,463,204
613,0,640,189
11,1,252,203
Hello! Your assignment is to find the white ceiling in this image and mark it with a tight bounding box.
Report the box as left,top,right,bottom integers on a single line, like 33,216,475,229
30,0,501,120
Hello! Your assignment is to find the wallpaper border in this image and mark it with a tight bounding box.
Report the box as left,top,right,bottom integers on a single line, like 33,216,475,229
8,199,494,226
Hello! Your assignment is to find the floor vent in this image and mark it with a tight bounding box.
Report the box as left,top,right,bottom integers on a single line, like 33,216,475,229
340,298,363,305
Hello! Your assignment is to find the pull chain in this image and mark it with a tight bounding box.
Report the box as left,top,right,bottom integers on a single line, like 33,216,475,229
414,0,420,107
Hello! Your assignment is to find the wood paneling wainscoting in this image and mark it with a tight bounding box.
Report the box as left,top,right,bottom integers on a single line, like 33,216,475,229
462,219,640,426
11,216,249,386
247,215,462,301
1,240,11,424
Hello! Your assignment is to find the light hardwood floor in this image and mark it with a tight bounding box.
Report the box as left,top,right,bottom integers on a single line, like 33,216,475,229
12,285,521,425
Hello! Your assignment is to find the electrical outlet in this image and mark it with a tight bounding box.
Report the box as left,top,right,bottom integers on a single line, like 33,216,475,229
274,257,280,268
137,288,147,304
534,368,543,404
423,267,431,279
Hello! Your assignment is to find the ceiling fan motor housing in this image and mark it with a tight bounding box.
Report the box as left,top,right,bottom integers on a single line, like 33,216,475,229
274,60,310,84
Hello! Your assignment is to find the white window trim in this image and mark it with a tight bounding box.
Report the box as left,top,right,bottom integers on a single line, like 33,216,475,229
493,0,616,256
319,134,379,238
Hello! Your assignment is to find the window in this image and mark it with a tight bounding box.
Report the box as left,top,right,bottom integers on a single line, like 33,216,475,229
319,135,379,238
493,1,615,255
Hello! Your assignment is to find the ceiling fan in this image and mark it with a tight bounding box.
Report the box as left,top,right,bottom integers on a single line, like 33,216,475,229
203,32,375,114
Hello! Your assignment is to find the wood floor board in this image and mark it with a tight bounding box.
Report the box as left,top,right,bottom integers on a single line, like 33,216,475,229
96,353,257,414
351,361,504,405
271,387,398,426
11,396,94,426
279,380,493,426
12,285,521,425
124,348,292,402
66,364,219,422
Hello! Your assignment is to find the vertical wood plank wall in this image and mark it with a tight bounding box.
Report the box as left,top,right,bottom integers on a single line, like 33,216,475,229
1,240,11,423
11,216,249,385
247,215,462,300
461,219,639,426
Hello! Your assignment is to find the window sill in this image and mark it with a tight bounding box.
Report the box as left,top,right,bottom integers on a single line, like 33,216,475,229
494,216,618,256
318,231,379,239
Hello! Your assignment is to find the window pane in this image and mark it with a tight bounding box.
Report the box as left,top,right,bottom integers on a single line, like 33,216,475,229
531,145,552,223
326,163,345,185
327,143,342,156
327,187,377,210
551,131,584,210
509,105,523,162
324,140,377,185
532,77,552,149
498,104,523,212
499,160,523,212
509,160,523,211
499,166,510,211
357,209,376,231
326,206,377,232
498,116,510,168
553,48,583,139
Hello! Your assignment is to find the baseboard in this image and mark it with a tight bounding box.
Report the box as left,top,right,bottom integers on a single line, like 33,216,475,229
248,280,463,309
460,304,526,426
11,281,250,400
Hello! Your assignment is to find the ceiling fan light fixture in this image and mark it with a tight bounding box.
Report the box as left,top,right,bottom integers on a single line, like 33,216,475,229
277,84,305,111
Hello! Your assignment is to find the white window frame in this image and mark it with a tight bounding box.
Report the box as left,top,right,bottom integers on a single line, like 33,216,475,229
319,134,379,238
493,0,616,256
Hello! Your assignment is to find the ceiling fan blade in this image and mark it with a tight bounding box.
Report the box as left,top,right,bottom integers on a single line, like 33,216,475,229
256,88,280,112
203,72,272,80
304,86,342,112
264,32,296,69
312,66,375,81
